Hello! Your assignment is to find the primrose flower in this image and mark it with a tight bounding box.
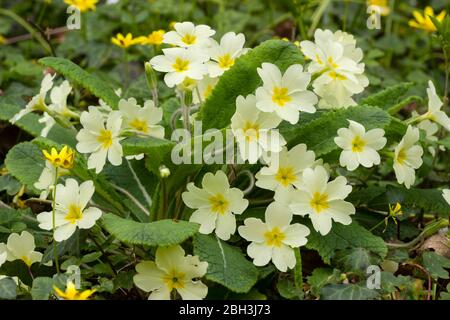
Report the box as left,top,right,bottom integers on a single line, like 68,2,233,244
10,73,54,123
206,32,247,77
409,6,446,32
64,0,98,12
367,0,390,16
255,63,317,124
118,98,165,138
34,160,69,200
421,80,450,130
54,281,96,300
182,170,248,240
138,30,165,45
231,94,286,163
334,120,387,171
238,202,310,272
150,47,209,88
255,144,316,201
133,245,208,300
111,33,142,49
393,125,423,189
289,166,355,236
48,80,73,117
37,179,102,242
38,112,56,137
0,231,43,267
442,189,450,205
42,145,75,170
193,76,218,103
163,21,215,48
76,107,124,173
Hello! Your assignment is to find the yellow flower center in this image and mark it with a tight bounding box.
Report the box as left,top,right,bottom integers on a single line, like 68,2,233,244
243,122,260,142
65,204,83,224
327,57,338,68
204,85,214,99
208,193,229,215
218,53,235,69
97,129,113,149
264,227,285,247
316,54,323,65
172,57,190,72
275,166,297,187
21,255,32,267
272,87,291,107
163,270,186,291
396,148,407,165
181,33,197,45
329,71,347,80
310,192,329,213
129,118,148,133
351,135,366,152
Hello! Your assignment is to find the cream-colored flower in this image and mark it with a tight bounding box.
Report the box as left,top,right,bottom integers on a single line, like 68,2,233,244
206,32,246,77
76,107,124,173
34,161,69,200
393,125,423,189
334,120,387,170
118,98,164,138
255,63,317,124
193,76,219,104
289,166,355,235
150,47,209,88
37,179,102,242
442,189,450,205
133,245,208,300
0,231,42,267
163,21,215,48
421,80,450,130
182,170,248,240
231,94,286,163
238,202,310,272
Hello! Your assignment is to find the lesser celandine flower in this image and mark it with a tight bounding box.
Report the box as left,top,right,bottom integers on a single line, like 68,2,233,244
231,94,286,163
255,63,317,124
393,125,423,189
206,32,247,77
255,144,316,201
64,0,98,12
111,33,142,49
334,120,387,171
238,202,310,272
138,30,165,45
133,245,208,300
289,166,355,236
150,47,209,88
11,73,54,123
43,145,75,170
118,98,165,138
409,6,446,32
76,107,124,173
163,21,215,47
54,281,96,300
37,179,102,241
182,170,248,240
0,231,42,267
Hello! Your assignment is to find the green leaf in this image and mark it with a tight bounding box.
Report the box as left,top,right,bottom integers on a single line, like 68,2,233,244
39,57,120,109
80,252,102,264
380,272,414,294
320,283,379,300
0,175,21,195
31,277,54,300
280,106,391,156
359,82,414,110
101,214,198,246
306,221,388,264
0,207,22,225
276,277,302,300
422,251,450,279
0,277,17,299
4,141,45,194
193,234,259,293
306,268,341,297
334,248,379,274
198,39,303,130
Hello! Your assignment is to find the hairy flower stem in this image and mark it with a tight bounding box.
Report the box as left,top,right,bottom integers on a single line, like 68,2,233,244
52,167,60,274
443,48,449,106
180,90,190,131
294,248,304,299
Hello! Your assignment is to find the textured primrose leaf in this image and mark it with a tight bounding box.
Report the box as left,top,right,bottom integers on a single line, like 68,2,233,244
121,136,175,157
31,277,54,300
359,82,414,111
280,105,391,156
198,39,304,131
307,268,341,297
422,251,450,279
306,221,388,264
193,234,259,293
101,214,198,246
39,57,120,109
320,283,379,300
0,278,17,300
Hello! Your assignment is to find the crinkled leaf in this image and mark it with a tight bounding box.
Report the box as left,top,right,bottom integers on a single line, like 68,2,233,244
0,278,17,300
422,251,450,279
321,283,379,300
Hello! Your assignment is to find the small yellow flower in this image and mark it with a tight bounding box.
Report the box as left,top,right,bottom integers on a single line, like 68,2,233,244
54,281,96,300
367,0,390,16
384,202,403,231
64,0,98,12
137,30,165,45
111,33,142,49
0,35,6,45
42,145,75,169
409,6,446,32
169,21,178,30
